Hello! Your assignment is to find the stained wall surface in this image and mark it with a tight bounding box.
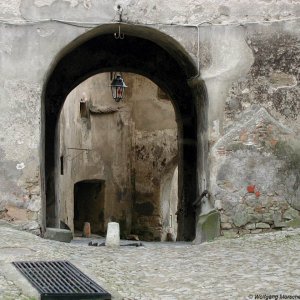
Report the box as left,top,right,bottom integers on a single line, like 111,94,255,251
0,0,299,240
58,73,177,240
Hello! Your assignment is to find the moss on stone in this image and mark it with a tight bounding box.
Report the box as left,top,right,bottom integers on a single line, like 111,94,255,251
226,142,254,152
286,218,300,228
274,141,300,170
194,210,220,243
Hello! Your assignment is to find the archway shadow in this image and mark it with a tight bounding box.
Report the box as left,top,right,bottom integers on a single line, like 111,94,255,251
41,23,207,241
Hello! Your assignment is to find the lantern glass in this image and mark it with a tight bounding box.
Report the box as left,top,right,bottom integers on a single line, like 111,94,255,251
110,74,127,102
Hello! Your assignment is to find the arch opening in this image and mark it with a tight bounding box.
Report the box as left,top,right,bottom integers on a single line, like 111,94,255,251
42,23,206,241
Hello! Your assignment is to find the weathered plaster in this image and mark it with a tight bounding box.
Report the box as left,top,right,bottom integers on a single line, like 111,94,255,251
200,25,254,140
0,0,22,18
58,73,178,240
210,21,300,235
20,0,114,22
0,0,299,241
228,29,300,122
2,0,300,22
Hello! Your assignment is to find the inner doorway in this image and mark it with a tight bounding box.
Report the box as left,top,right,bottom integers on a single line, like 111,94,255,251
74,180,105,235
58,72,178,241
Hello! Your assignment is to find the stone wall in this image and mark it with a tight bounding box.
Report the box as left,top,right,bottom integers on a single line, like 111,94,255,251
210,24,300,237
133,129,177,240
0,0,299,241
58,73,133,235
58,73,177,240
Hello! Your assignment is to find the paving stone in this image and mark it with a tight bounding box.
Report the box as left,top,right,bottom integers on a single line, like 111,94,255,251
0,227,300,299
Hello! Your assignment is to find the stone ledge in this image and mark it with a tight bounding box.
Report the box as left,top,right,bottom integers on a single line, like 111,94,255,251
44,227,73,243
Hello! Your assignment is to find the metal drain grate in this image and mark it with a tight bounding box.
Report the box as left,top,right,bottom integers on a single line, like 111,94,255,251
12,260,111,300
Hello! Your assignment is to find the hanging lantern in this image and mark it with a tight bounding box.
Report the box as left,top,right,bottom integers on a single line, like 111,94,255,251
110,74,127,102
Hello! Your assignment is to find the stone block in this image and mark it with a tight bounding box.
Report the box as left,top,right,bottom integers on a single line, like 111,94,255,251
261,197,271,207
26,199,41,212
255,222,270,229
21,221,40,231
223,229,238,238
5,205,27,221
233,205,249,227
27,211,38,221
273,210,284,227
248,213,263,223
245,223,256,230
251,229,262,234
105,222,120,247
221,222,232,229
273,211,287,228
44,228,73,243
221,199,237,213
214,200,223,210
245,195,260,207
283,207,299,220
254,205,265,213
262,213,273,224
238,229,251,235
194,210,220,244
274,221,287,228
220,214,230,223
286,218,300,229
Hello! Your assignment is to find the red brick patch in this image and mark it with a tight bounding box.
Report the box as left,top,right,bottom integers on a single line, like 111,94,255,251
247,185,256,193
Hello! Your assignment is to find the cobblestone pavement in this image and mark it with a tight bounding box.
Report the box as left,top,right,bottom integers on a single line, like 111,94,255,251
0,227,300,300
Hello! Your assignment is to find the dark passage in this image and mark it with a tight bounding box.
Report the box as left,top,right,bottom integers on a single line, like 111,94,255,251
44,24,201,240
74,180,105,235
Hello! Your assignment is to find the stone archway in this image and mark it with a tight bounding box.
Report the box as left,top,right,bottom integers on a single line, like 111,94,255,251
41,23,207,241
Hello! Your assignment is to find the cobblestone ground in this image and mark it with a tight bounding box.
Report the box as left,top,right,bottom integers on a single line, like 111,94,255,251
0,227,300,300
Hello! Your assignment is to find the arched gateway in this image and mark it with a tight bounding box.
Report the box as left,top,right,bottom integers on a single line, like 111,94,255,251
41,23,208,241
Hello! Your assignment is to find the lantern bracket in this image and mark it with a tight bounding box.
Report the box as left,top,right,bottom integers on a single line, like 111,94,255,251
116,4,123,22
114,25,124,40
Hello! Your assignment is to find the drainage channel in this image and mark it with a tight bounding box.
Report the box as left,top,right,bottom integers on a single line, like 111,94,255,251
12,260,111,300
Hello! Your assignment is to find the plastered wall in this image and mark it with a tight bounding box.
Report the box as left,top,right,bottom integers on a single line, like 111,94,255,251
58,73,177,240
0,0,299,240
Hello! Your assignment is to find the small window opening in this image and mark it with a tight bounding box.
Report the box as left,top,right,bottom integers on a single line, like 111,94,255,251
60,156,64,175
80,101,88,118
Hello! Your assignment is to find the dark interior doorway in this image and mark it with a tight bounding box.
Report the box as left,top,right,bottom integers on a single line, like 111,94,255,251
74,180,105,235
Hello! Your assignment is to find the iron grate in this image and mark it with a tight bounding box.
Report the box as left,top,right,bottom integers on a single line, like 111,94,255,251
12,260,111,300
